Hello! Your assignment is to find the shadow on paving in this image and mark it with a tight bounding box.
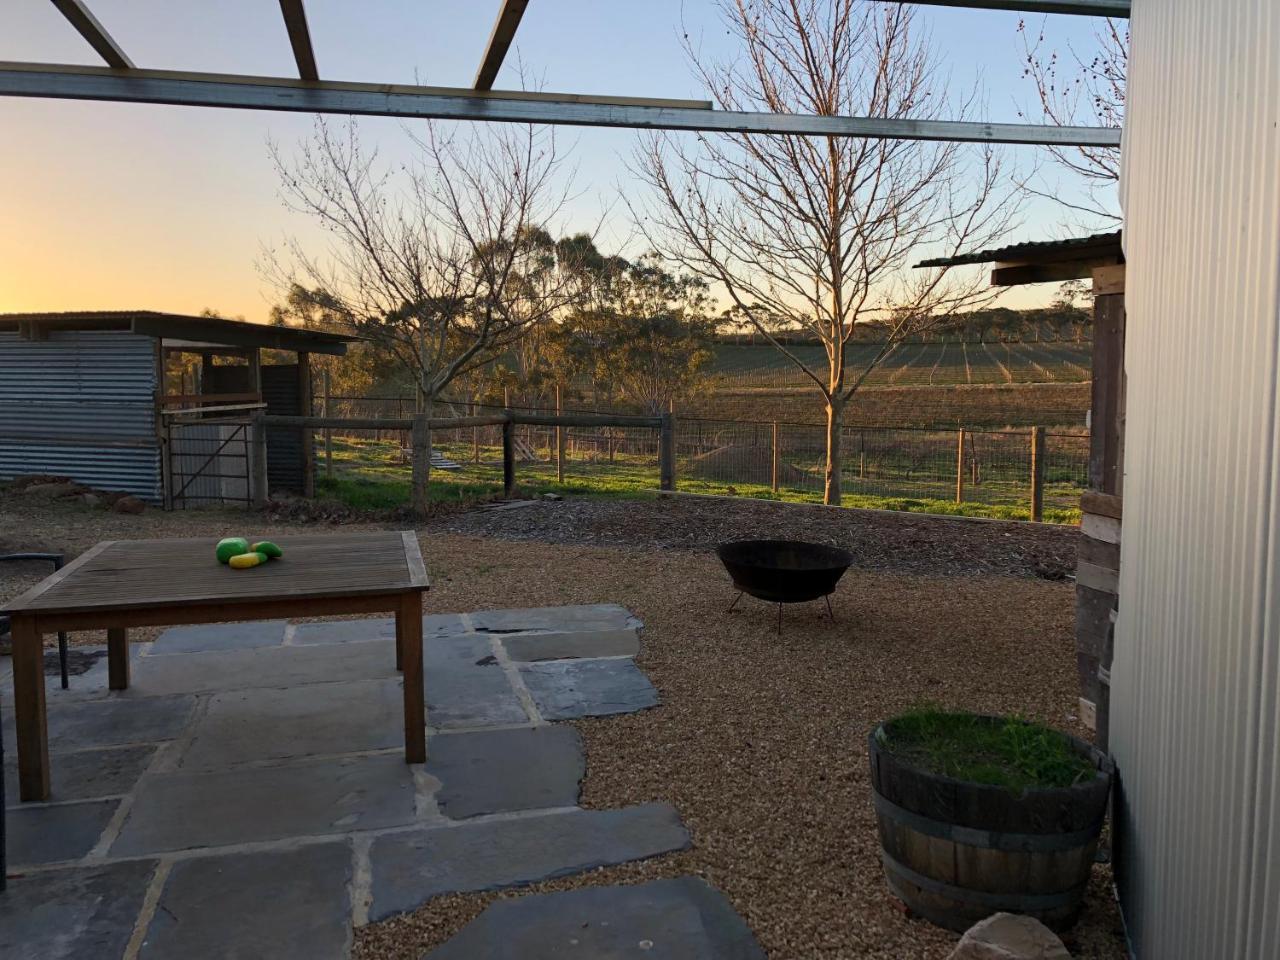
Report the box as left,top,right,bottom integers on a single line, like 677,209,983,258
1,603,754,959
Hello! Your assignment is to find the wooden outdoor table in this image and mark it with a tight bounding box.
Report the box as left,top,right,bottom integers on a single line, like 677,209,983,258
3,530,429,802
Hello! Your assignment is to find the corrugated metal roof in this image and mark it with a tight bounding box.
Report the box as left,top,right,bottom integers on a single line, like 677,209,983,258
914,231,1123,268
0,309,357,355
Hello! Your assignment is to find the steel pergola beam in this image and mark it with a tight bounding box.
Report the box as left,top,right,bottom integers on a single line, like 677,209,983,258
890,0,1129,16
474,0,530,91
0,63,1122,147
49,0,133,69
277,0,319,82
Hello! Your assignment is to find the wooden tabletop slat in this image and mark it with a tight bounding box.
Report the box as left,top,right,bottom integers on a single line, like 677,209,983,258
2,531,428,615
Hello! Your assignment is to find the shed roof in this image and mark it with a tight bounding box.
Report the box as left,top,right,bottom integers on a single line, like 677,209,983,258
914,231,1123,287
0,310,354,356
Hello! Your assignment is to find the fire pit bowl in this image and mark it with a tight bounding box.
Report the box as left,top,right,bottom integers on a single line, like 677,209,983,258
717,539,853,630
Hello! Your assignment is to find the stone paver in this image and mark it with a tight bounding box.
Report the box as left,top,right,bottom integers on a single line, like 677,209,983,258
471,603,640,634
501,628,640,662
6,798,119,865
428,876,766,960
140,842,353,960
428,726,584,819
125,639,398,696
112,754,418,855
4,744,155,803
426,634,528,728
293,614,465,645
368,803,690,922
520,658,660,720
150,620,287,654
180,678,404,769
0,860,157,960
2,696,196,752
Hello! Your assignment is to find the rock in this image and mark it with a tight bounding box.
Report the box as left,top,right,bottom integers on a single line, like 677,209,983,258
541,492,563,501
23,481,82,498
948,913,1071,960
80,493,102,507
112,496,146,515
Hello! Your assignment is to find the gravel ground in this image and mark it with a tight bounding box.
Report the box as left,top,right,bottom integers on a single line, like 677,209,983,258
429,493,1079,578
0,493,1121,958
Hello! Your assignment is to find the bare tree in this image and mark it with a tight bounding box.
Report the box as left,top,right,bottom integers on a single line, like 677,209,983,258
1017,16,1126,225
631,0,1019,504
267,117,579,505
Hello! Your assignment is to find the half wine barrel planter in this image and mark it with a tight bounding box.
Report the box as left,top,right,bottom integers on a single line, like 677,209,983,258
867,717,1113,933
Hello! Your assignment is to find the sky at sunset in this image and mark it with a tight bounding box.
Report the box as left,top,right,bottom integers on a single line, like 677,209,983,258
0,1,1116,320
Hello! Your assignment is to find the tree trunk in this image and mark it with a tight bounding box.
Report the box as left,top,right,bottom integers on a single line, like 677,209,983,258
823,394,843,506
410,395,434,516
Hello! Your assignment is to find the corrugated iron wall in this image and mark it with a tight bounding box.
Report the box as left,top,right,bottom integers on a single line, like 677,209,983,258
1113,0,1280,956
0,330,161,499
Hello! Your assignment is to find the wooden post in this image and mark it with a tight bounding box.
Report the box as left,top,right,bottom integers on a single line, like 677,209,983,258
410,413,430,516
659,412,676,491
298,352,315,498
251,410,269,508
1030,426,1046,522
555,384,566,483
396,591,426,764
472,397,480,463
771,421,781,493
323,366,333,480
502,414,515,497
955,428,966,503
859,431,866,480
11,614,50,801
107,627,130,691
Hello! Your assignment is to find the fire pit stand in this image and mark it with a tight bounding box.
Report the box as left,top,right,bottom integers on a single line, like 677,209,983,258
716,539,854,634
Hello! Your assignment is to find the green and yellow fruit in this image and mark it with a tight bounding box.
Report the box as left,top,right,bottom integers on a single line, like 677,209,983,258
250,540,283,559
228,551,269,570
215,537,250,564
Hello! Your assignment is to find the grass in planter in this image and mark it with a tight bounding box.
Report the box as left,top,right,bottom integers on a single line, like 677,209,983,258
881,707,1097,792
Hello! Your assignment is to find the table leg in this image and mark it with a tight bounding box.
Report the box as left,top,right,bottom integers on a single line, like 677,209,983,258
11,614,50,802
397,592,425,764
394,617,403,672
107,627,130,690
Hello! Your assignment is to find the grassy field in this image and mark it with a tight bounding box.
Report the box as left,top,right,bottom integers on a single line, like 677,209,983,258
710,340,1092,389
317,436,1081,524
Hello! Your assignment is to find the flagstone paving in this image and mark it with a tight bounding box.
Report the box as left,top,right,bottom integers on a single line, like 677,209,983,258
1,603,754,959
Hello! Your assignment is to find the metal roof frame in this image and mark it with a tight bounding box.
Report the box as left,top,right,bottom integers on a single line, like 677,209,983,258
0,311,355,355
13,0,1123,147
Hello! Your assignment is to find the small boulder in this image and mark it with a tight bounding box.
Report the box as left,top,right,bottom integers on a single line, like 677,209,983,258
79,492,102,508
947,914,1071,960
112,495,146,515
541,492,564,501
23,480,83,499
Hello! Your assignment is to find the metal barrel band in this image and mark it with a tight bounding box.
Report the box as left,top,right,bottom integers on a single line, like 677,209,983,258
880,848,1087,912
873,791,1103,853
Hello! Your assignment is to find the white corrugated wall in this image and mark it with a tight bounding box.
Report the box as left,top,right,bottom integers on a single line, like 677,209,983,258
1113,0,1280,956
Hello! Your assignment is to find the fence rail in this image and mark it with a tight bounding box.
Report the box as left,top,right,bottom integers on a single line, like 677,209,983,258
263,396,1088,522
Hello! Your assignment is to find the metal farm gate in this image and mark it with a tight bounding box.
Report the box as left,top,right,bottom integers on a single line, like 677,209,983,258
165,417,252,508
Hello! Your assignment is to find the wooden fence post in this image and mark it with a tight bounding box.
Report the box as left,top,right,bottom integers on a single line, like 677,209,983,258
502,414,515,497
859,431,866,480
659,413,676,491
771,421,780,493
251,410,269,508
955,428,966,503
323,367,333,480
410,413,430,516
1030,426,1046,521
555,384,566,483
472,398,480,463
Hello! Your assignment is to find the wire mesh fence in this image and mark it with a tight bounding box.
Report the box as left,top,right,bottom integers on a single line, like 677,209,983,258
313,395,1088,521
